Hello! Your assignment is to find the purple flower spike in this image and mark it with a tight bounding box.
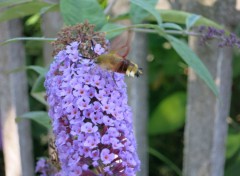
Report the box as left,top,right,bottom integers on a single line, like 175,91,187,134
43,22,140,176
198,26,240,48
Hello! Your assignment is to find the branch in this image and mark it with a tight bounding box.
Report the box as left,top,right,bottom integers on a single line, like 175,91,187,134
104,0,117,15
0,37,56,46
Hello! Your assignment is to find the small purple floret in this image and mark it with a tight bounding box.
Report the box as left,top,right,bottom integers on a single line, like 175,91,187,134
35,158,50,176
198,26,240,48
93,44,105,55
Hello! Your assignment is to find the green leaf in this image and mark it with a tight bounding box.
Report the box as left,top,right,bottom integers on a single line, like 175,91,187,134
232,56,240,78
148,92,186,134
40,3,59,15
8,65,47,104
0,0,31,8
166,35,218,96
226,132,240,159
162,23,183,30
27,66,47,76
0,1,52,23
60,0,106,29
31,75,45,94
25,14,40,26
130,0,158,24
98,0,108,8
225,156,240,176
130,0,162,25
17,111,51,129
100,23,126,39
31,74,47,106
4,65,48,75
145,10,223,29
186,14,201,30
31,92,47,106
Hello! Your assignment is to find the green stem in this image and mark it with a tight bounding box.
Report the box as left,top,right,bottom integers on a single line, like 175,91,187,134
103,23,202,37
148,147,182,176
105,24,225,40
0,24,224,45
132,27,201,36
0,37,56,46
103,23,166,37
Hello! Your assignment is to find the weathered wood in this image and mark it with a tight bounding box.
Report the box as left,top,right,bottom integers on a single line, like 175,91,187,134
41,1,63,66
180,1,235,175
41,3,63,165
128,32,148,176
184,40,232,176
0,19,34,176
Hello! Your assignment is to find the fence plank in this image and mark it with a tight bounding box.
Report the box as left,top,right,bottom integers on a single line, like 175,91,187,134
0,19,34,176
181,1,235,175
128,32,148,176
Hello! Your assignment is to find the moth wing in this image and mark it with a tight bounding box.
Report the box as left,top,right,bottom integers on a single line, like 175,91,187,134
97,54,121,71
109,31,132,57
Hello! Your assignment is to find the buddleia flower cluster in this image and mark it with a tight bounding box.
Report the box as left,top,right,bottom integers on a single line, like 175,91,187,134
198,26,240,48
36,22,140,176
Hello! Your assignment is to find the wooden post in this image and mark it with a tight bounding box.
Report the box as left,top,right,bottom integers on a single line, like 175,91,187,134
0,19,34,176
184,40,232,176
128,32,148,176
180,1,240,175
41,0,62,66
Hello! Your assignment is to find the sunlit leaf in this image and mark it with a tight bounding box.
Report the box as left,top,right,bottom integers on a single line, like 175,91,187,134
145,10,223,29
130,0,158,24
40,3,59,15
3,65,48,75
130,0,162,25
162,23,183,30
27,66,47,76
186,14,201,30
17,111,51,129
148,92,186,134
31,75,45,92
97,0,108,8
166,35,218,96
31,92,47,106
25,14,40,26
226,132,240,159
0,1,52,23
27,66,47,105
31,74,47,106
60,0,106,29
